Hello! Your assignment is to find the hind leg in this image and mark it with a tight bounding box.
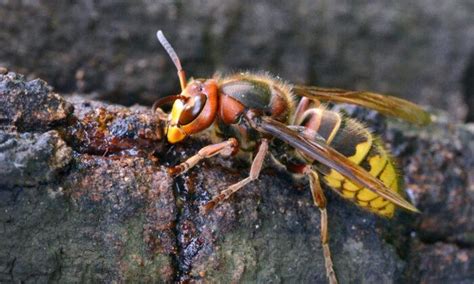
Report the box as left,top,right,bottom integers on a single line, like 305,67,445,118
293,97,322,124
306,168,338,284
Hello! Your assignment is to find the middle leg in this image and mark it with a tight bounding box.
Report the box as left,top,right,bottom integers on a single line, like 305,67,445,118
202,138,269,213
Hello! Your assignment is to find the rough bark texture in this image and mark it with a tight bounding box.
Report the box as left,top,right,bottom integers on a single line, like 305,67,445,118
0,0,473,121
1,72,473,283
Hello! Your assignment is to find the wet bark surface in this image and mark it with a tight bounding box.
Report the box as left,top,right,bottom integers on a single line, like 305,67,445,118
1,72,473,283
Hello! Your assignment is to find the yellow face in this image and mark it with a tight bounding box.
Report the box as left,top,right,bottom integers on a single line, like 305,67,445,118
167,99,187,143
164,80,218,144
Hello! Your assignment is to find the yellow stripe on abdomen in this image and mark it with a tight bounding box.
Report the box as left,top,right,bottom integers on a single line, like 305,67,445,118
350,134,373,164
323,139,401,218
323,125,372,192
305,112,403,218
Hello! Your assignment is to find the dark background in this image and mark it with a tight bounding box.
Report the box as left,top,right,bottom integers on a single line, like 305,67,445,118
1,0,473,121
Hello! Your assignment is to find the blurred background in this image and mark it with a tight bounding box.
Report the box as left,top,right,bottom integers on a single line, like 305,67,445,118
0,0,473,121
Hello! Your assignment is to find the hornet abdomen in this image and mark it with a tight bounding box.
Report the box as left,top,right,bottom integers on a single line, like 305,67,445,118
297,108,401,217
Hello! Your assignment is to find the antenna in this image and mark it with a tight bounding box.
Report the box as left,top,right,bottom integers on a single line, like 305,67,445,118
157,30,187,91
152,95,189,112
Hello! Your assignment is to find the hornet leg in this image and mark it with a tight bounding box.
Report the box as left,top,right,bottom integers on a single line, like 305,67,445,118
168,138,238,176
202,138,269,213
292,96,321,124
306,168,338,284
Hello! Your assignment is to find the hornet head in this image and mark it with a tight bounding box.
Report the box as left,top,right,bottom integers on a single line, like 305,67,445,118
153,31,218,144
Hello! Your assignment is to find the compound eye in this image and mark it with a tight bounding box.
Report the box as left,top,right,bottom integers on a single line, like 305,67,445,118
179,93,207,125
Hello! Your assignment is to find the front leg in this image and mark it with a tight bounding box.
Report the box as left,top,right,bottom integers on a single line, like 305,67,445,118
168,138,238,176
202,138,269,213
